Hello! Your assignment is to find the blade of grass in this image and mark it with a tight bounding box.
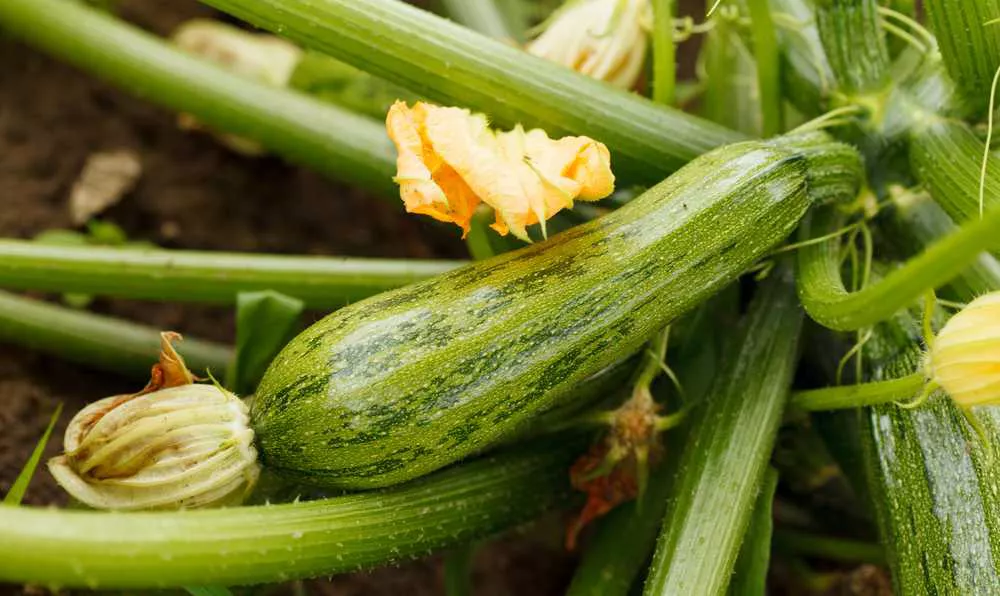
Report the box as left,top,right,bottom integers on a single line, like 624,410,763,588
0,434,583,588
643,265,803,595
197,0,746,183
727,467,779,596
0,240,464,308
0,0,397,196
2,404,63,506
651,0,676,106
0,290,231,379
227,291,304,395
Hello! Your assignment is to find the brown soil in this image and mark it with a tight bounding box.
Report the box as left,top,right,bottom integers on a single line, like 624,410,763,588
0,1,574,594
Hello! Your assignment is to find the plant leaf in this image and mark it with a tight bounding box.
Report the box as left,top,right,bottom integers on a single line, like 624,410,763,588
728,467,778,596
3,403,63,506
228,290,304,395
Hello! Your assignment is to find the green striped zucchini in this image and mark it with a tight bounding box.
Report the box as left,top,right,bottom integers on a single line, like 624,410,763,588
251,133,861,489
860,312,1000,594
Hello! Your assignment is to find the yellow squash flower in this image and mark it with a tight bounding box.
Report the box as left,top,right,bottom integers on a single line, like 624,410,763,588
930,291,1000,408
386,101,615,241
527,0,652,90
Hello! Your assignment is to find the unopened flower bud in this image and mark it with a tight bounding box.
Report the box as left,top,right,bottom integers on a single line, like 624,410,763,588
930,291,1000,408
526,0,652,90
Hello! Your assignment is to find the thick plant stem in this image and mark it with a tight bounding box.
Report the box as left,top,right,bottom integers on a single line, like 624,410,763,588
197,0,746,183
747,0,784,136
815,0,890,94
796,206,1000,331
0,0,397,196
0,241,464,308
651,0,676,106
440,0,515,41
910,118,1000,232
0,290,231,378
925,0,1000,114
644,266,803,595
770,0,835,116
0,436,582,588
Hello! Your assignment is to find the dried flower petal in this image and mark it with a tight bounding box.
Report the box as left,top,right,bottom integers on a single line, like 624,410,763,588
386,101,615,240
527,0,652,90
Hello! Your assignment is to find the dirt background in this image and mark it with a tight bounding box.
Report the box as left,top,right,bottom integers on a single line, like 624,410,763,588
0,1,887,595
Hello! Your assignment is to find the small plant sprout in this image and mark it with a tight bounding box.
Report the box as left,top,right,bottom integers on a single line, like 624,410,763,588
526,0,652,90
386,101,615,241
48,332,260,510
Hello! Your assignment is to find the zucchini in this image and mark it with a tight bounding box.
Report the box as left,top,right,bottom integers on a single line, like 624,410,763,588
252,134,861,489
860,312,1000,594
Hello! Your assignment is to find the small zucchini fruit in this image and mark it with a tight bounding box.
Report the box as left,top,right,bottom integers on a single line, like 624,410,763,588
252,132,861,489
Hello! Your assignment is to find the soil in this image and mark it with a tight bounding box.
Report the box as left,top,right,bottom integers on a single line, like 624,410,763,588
0,1,578,594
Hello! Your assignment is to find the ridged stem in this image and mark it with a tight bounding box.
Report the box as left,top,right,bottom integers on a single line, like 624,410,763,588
815,0,891,94
796,205,1000,331
0,290,231,378
651,0,676,106
770,0,835,116
439,0,515,41
197,0,746,183
0,241,464,309
644,266,803,595
748,0,784,136
0,0,396,196
925,0,1000,113
791,372,924,411
910,118,1000,232
0,436,581,588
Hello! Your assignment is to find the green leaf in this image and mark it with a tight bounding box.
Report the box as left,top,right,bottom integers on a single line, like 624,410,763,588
3,403,63,506
727,467,778,596
228,290,304,395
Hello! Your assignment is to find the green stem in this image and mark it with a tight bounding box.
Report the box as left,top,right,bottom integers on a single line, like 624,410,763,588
770,0,835,116
910,118,1000,234
644,266,803,595
0,290,231,378
791,372,925,411
815,0,891,94
197,0,746,183
747,0,784,136
773,529,885,564
439,0,515,41
0,0,396,196
651,0,676,106
0,240,463,309
796,206,1000,331
925,0,1000,113
442,544,476,596
0,436,582,588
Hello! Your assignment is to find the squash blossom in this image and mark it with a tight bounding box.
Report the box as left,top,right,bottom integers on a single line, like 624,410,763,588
48,333,260,510
526,0,652,90
171,20,303,155
929,291,1000,408
386,101,615,241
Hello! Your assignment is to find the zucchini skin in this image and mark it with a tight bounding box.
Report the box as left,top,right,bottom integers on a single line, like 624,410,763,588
861,313,1000,594
252,135,859,489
